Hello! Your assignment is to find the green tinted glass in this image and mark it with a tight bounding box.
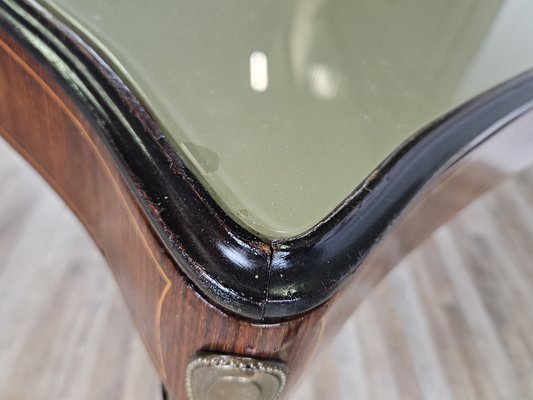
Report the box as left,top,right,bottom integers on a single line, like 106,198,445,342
38,0,533,238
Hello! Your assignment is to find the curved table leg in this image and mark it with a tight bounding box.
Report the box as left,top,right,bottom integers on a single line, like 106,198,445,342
0,24,324,400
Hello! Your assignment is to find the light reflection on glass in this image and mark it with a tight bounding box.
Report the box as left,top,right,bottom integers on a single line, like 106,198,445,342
249,51,268,92
308,64,339,100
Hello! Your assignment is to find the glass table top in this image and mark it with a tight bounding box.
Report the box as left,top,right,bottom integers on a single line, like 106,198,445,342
38,0,533,238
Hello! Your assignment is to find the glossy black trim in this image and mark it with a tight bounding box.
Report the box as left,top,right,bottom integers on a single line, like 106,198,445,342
267,74,533,319
2,0,533,321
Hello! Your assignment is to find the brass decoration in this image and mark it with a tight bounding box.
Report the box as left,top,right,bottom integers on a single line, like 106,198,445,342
186,354,287,400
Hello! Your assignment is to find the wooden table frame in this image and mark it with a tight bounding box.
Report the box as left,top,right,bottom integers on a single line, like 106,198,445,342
2,1,533,398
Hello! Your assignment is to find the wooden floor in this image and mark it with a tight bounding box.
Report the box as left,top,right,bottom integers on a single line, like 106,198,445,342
0,136,532,400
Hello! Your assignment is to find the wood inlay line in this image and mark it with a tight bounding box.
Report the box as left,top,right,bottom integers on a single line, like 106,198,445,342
0,37,171,378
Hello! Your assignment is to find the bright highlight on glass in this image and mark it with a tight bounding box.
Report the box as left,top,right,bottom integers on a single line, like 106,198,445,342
249,51,268,92
309,64,339,100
